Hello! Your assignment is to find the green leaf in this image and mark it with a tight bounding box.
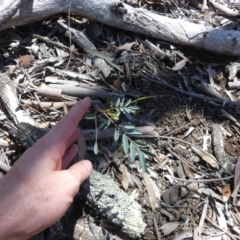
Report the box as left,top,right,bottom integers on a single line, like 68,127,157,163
124,99,132,106
120,98,125,107
122,134,129,155
124,107,131,113
114,128,120,141
130,142,136,162
84,113,95,120
116,98,121,107
134,141,148,148
138,150,147,172
141,149,155,157
94,141,98,155
129,106,140,111
119,122,136,129
116,109,121,116
126,129,142,135
133,96,153,102
110,101,114,108
85,49,123,73
98,120,110,130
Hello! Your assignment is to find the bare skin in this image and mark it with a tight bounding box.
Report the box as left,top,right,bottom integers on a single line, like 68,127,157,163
0,97,93,240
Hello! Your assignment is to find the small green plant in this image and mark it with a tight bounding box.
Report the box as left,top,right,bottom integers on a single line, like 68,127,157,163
117,123,155,172
105,98,139,120
85,98,155,172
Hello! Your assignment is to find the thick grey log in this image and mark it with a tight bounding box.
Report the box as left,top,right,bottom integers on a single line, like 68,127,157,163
0,0,239,56
0,0,26,25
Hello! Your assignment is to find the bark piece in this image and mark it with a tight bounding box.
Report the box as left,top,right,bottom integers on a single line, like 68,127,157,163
81,170,146,239
211,124,235,174
0,0,26,25
0,0,239,56
0,73,35,125
73,216,123,240
58,21,117,81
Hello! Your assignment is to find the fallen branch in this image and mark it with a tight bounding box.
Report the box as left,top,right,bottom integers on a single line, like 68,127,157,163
139,73,240,107
0,0,26,25
0,0,240,56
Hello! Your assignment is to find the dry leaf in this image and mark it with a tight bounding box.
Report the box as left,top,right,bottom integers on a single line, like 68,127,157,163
216,206,228,240
63,101,68,115
173,230,193,240
191,146,219,169
222,184,231,202
38,121,50,128
119,164,130,190
115,42,135,53
142,172,157,211
18,55,35,68
194,81,223,99
160,221,179,236
232,158,240,204
172,59,187,71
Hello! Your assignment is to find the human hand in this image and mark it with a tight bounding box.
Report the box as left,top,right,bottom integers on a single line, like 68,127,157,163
0,97,93,240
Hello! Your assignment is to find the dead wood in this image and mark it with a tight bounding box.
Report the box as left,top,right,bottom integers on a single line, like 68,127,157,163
0,0,239,56
0,0,26,25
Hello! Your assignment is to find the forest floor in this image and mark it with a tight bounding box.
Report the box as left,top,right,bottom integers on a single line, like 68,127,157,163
0,0,240,239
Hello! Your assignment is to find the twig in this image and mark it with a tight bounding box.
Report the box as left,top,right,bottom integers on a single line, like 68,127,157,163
66,0,72,69
165,120,196,136
205,217,239,240
32,34,85,61
158,135,233,175
197,197,209,238
172,176,234,182
153,216,161,240
139,73,240,107
166,146,195,169
231,177,240,201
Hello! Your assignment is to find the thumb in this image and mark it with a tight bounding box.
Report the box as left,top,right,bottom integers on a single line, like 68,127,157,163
68,160,93,184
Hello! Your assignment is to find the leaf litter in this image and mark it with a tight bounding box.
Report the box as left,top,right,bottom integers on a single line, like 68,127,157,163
0,2,240,239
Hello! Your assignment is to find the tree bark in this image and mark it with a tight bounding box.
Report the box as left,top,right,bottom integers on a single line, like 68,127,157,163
0,0,27,25
0,0,239,56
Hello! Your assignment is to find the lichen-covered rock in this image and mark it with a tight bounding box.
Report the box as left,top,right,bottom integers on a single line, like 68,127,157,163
81,170,146,239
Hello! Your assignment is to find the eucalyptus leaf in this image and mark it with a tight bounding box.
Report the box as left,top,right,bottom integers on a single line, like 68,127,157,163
122,134,129,155
130,142,136,162
138,150,147,172
141,149,155,157
94,141,98,155
119,122,136,129
85,49,123,73
114,128,120,141
134,141,148,148
126,129,142,135
84,113,95,120
98,120,110,130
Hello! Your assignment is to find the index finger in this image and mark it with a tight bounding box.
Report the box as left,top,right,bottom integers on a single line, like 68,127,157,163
47,97,92,145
